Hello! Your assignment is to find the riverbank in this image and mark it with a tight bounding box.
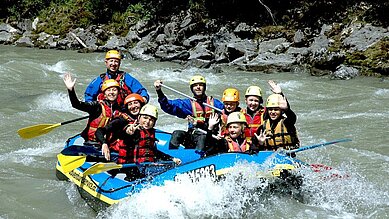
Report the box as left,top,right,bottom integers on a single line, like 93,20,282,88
1,2,388,79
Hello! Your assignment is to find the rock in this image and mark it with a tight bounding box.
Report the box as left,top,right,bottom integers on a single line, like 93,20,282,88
330,64,359,80
237,52,296,72
258,38,289,53
155,44,189,61
183,34,209,47
343,24,389,52
17,19,33,32
227,39,258,61
188,41,213,60
15,36,34,47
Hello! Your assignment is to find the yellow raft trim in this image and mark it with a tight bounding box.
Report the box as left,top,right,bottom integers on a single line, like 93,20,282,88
56,162,119,206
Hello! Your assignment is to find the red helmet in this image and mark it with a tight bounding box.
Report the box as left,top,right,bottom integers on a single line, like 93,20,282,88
124,93,145,105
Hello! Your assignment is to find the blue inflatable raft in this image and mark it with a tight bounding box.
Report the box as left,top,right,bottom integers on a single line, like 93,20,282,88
56,130,304,211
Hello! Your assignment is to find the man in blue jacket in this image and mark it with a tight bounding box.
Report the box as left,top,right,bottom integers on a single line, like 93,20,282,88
84,50,149,105
154,75,224,151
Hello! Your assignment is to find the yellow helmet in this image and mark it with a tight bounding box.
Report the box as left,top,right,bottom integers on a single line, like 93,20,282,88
222,88,240,102
245,86,262,97
139,104,158,119
266,94,282,108
105,50,121,60
101,79,120,92
189,75,206,86
226,112,247,126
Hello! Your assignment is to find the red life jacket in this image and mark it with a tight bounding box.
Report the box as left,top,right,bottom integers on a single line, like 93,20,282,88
226,136,251,152
118,128,157,164
97,73,132,106
220,110,229,136
242,108,264,139
108,112,137,152
82,101,113,141
191,97,214,126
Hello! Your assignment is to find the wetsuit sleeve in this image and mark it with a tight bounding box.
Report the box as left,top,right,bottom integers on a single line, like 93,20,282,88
95,118,127,144
68,88,100,114
124,73,150,103
84,76,103,102
157,94,192,119
213,98,225,112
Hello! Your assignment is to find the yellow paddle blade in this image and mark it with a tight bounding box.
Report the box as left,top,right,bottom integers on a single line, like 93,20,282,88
83,162,123,176
18,123,61,139
57,154,86,173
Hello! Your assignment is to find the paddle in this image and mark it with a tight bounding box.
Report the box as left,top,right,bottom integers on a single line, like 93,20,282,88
284,138,352,155
160,84,223,113
57,153,86,173
18,116,89,139
83,161,176,176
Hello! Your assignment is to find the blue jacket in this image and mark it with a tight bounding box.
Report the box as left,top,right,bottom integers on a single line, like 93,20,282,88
157,90,224,119
84,71,149,102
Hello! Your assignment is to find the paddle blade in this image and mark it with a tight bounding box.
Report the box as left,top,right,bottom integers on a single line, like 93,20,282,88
18,123,61,139
83,162,123,176
57,154,86,173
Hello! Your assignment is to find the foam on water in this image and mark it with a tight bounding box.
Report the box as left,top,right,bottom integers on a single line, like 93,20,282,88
41,61,73,74
374,88,389,97
98,162,276,219
35,91,76,113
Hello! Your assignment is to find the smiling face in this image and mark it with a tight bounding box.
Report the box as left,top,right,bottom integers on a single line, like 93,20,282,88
228,123,244,139
224,101,238,113
191,83,205,97
245,95,260,111
104,58,121,72
127,100,142,116
103,87,119,102
138,115,156,129
267,107,282,120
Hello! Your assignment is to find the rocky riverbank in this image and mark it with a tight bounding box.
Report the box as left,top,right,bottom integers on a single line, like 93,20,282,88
1,10,388,79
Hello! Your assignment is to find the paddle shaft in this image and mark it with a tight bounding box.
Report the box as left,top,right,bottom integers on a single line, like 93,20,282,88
286,138,352,154
61,115,89,125
160,84,223,113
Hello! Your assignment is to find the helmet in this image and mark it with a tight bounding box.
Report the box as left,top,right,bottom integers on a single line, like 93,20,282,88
139,104,158,119
222,88,240,102
189,75,206,86
101,79,120,92
124,93,145,105
226,112,247,126
266,94,282,108
105,50,121,60
245,86,262,97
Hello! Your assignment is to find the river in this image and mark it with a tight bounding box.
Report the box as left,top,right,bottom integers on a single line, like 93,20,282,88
0,45,388,219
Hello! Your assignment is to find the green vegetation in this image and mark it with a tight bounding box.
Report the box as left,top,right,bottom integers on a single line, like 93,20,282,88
345,37,389,76
2,1,388,36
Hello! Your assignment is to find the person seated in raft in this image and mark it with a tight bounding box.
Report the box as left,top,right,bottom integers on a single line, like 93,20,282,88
95,93,145,160
154,75,224,151
241,85,265,141
63,73,121,146
218,88,243,137
96,104,182,181
251,82,300,154
203,112,254,156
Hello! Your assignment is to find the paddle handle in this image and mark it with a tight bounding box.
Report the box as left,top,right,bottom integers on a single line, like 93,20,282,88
160,84,223,113
61,115,89,125
286,138,352,154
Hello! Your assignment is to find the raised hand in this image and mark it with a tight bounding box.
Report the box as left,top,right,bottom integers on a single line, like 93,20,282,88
63,73,76,91
208,113,220,130
268,80,282,94
126,123,140,135
154,80,163,90
254,129,269,145
278,95,288,110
